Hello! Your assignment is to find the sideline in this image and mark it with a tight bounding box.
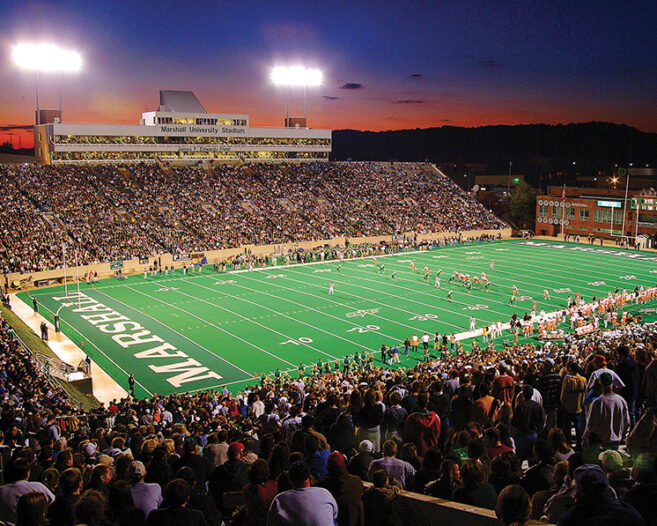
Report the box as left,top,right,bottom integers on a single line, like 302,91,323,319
8,295,128,404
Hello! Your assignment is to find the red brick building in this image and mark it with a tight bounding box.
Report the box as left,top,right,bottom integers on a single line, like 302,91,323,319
535,186,657,243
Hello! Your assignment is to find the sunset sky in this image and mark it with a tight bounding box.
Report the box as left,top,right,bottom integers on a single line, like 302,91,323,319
1,0,656,148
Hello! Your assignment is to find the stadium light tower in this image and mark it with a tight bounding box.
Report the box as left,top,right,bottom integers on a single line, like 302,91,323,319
12,43,82,124
271,66,322,126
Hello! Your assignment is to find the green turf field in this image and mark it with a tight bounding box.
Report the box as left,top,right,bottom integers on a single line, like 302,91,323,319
17,239,657,397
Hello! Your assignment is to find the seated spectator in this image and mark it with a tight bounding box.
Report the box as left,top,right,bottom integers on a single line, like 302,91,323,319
425,459,460,499
267,461,338,526
626,454,657,526
15,491,49,526
145,478,206,526
485,426,514,459
72,489,106,526
127,460,162,517
558,464,645,526
208,441,248,511
106,480,146,526
347,440,375,482
368,440,416,489
496,485,532,526
316,452,364,526
451,458,498,510
304,434,330,480
0,458,55,525
176,467,221,526
48,467,82,526
242,459,278,526
598,450,633,500
531,461,569,520
521,439,555,496
362,469,402,526
548,428,575,462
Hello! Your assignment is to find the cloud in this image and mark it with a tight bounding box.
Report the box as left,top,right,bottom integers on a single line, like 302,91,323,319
322,96,339,100
479,59,503,68
340,83,364,90
391,99,425,104
409,73,422,78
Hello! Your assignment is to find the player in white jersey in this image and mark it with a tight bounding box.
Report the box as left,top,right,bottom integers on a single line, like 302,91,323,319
469,316,476,331
434,276,441,288
544,289,550,300
328,282,335,295
490,260,495,270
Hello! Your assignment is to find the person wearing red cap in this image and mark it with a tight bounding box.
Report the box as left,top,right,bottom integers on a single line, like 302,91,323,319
316,452,364,526
208,441,248,513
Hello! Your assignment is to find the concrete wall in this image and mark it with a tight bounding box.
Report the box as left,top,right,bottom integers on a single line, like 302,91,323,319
366,484,549,526
7,228,511,289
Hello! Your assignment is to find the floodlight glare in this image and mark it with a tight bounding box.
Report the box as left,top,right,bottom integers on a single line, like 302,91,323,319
13,43,82,72
271,66,322,87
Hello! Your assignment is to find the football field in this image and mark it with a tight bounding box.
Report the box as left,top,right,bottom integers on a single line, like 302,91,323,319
17,239,657,398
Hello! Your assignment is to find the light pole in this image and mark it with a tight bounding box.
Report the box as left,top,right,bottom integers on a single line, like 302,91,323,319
271,66,322,127
12,43,82,123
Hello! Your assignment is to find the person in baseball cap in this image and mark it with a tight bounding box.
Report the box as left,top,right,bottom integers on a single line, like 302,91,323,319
557,464,644,526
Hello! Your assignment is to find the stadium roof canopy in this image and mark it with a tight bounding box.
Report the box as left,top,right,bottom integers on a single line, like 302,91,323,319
159,90,206,113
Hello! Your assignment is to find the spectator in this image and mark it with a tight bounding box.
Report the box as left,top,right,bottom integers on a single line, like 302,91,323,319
362,469,402,526
584,373,631,448
368,440,416,489
267,460,338,526
452,458,498,510
15,491,48,526
557,464,645,526
176,467,221,526
208,441,248,512
403,392,441,456
241,459,277,526
145,479,206,526
48,467,82,526
106,480,146,526
496,485,532,526
0,458,55,525
127,460,162,518
347,441,375,482
316,452,364,526
72,489,107,526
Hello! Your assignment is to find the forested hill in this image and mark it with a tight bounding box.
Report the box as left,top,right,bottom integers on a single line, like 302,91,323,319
331,122,657,171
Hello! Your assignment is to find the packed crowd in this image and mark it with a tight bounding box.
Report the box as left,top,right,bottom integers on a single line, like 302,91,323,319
0,162,506,273
0,296,656,525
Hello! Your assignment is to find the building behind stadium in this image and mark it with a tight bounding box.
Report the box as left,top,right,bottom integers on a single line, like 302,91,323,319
33,90,331,164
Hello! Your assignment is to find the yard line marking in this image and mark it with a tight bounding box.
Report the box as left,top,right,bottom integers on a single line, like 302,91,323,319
282,264,525,325
233,272,437,334
181,278,385,357
96,287,255,376
125,285,299,369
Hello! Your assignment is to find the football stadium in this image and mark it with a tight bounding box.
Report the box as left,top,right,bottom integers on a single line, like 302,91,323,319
1,6,657,526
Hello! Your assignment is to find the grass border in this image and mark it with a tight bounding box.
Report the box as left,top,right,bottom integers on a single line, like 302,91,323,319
1,304,101,411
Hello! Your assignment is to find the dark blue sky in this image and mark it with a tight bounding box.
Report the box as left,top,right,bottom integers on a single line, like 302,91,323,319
1,0,656,147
